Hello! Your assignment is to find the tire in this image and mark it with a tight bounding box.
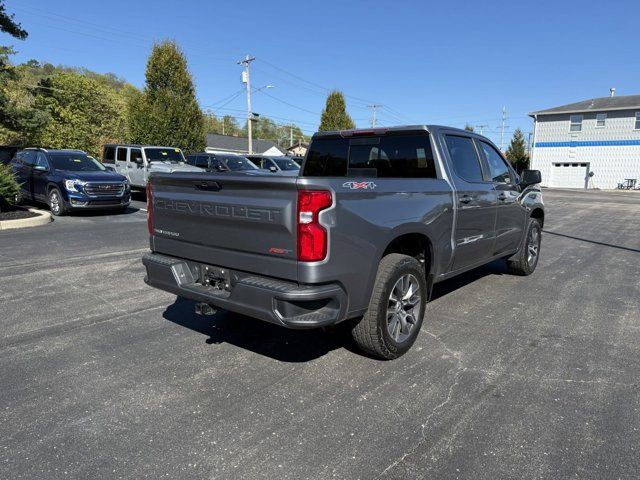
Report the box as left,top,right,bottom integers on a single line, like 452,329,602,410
48,187,67,216
507,217,542,276
351,253,427,360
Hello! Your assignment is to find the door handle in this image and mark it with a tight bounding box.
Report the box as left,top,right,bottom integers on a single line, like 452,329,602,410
459,195,473,204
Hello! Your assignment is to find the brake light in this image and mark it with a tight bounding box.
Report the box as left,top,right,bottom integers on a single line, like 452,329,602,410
297,190,332,262
146,181,154,236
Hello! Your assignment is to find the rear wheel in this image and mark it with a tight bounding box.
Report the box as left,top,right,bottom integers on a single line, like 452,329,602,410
351,253,427,360
48,188,67,216
507,217,541,275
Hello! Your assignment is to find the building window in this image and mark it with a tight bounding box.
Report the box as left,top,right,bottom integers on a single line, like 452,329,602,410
570,115,583,132
635,112,640,130
596,113,606,128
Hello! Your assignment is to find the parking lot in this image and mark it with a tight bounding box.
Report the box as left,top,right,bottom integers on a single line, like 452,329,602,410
1,189,639,479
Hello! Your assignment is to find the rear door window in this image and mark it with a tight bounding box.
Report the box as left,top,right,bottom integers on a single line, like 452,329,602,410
103,146,115,164
303,134,435,178
22,151,36,166
444,135,484,183
116,147,128,162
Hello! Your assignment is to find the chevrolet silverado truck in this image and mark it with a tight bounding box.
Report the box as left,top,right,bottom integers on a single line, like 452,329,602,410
142,125,544,359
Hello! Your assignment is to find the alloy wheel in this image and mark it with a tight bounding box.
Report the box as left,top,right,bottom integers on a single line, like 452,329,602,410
50,191,60,214
527,227,540,266
386,274,422,343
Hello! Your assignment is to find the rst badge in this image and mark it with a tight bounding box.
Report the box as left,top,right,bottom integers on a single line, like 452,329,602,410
342,181,377,190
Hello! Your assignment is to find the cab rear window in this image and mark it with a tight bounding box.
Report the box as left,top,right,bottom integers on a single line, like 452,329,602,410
303,134,436,178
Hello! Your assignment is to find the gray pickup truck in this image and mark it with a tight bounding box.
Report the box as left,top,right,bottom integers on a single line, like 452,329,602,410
143,125,544,359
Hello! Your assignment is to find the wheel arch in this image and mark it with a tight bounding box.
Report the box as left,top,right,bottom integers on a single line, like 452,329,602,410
379,230,436,300
530,207,544,228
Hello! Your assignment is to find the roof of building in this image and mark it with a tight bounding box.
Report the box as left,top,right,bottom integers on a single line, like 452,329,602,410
286,140,309,150
205,134,286,154
529,94,640,116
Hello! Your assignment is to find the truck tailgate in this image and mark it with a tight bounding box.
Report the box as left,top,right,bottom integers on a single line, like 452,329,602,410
149,172,298,281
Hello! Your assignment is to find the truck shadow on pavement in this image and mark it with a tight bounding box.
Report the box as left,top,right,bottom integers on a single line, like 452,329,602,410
162,296,350,362
162,261,510,362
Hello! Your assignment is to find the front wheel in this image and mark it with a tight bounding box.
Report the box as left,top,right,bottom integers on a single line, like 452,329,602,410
351,253,427,360
507,217,542,275
48,188,67,216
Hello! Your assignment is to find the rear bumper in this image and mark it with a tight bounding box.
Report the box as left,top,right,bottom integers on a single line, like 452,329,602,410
142,252,348,329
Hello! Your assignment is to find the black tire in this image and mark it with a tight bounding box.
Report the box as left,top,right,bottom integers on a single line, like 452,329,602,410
351,253,427,360
507,217,541,276
48,187,67,216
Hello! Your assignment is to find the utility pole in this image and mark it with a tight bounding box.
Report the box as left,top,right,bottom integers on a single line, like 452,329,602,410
290,124,293,147
237,55,255,154
498,106,509,151
367,104,382,127
475,124,488,135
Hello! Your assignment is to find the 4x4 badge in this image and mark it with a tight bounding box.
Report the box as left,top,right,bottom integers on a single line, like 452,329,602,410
342,181,377,190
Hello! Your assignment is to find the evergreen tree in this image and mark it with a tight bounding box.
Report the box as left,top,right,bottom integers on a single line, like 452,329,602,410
318,90,355,131
0,0,27,39
464,123,474,132
505,128,529,173
128,41,205,152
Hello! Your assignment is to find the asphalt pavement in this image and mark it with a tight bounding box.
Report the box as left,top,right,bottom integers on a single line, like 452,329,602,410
1,189,639,479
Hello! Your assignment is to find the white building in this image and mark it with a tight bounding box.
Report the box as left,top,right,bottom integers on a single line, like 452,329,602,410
529,91,640,189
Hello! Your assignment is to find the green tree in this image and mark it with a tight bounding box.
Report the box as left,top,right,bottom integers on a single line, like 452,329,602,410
204,113,242,137
31,72,127,157
464,123,474,132
0,1,32,142
318,90,355,131
0,0,27,39
505,128,529,173
0,162,19,211
128,41,205,152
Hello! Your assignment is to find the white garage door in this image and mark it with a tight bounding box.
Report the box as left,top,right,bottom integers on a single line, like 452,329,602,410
549,163,589,189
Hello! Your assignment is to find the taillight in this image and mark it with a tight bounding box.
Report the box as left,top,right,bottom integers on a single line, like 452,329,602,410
297,190,332,262
146,181,154,236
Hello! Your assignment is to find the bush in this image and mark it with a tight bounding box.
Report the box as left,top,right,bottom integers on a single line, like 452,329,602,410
0,163,20,211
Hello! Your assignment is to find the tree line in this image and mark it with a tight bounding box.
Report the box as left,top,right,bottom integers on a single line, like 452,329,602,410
0,2,314,157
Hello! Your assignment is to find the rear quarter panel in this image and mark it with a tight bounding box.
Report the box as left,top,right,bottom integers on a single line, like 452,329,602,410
297,177,454,316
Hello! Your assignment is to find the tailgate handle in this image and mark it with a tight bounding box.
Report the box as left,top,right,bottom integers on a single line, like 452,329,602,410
195,181,222,191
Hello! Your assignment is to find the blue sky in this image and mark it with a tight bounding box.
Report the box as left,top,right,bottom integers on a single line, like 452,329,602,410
4,0,639,147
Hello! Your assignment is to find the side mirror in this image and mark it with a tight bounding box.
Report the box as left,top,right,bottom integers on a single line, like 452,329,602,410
520,169,541,187
269,166,278,173
34,165,48,172
104,165,115,171
133,156,144,164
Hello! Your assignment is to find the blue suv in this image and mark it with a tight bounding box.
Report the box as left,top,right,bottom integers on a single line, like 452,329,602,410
11,148,130,215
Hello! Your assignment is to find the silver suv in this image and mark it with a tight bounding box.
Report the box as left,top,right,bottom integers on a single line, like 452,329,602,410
102,144,202,189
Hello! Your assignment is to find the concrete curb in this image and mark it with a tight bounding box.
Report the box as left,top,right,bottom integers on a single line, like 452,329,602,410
0,207,52,231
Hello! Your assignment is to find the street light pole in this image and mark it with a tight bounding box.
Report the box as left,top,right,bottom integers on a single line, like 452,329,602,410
237,55,255,154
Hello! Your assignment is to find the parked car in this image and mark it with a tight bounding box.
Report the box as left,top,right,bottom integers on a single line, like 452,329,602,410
102,144,202,189
246,155,300,175
142,125,544,359
11,148,131,215
0,146,20,165
185,152,259,172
